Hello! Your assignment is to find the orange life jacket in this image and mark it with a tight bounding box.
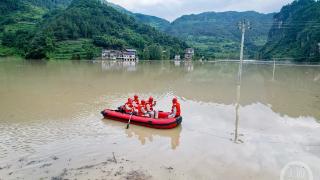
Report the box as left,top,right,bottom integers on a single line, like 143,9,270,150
146,102,154,111
139,104,148,116
134,104,144,116
124,102,133,113
134,99,140,108
171,102,181,117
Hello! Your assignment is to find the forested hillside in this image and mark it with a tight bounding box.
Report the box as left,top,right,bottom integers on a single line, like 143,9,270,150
0,0,23,15
101,3,276,60
260,0,320,62
0,0,47,57
0,0,187,60
2,0,318,61
134,13,170,32
166,11,274,59
24,0,71,8
106,2,170,31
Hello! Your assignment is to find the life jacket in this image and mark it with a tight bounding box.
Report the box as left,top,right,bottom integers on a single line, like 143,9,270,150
133,99,140,108
171,102,181,117
124,102,133,113
134,104,144,116
146,102,154,111
139,104,148,116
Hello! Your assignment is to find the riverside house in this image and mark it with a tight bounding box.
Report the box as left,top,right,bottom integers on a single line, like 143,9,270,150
184,48,194,60
174,55,181,60
102,49,138,61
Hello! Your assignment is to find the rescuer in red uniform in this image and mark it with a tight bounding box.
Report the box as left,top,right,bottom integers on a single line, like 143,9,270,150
146,96,158,118
124,98,134,113
147,96,156,111
133,95,140,107
139,100,149,117
169,97,181,118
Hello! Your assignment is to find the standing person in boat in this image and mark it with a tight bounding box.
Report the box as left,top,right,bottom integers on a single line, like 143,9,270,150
146,96,158,118
168,97,181,118
132,95,140,115
133,95,140,108
124,98,134,114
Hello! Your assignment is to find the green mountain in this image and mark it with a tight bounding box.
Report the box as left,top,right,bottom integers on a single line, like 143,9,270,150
0,0,50,57
0,0,23,16
102,3,275,59
133,13,170,32
166,11,274,59
24,0,71,9
4,0,317,61
260,0,320,62
105,1,132,15
0,0,187,60
105,1,170,31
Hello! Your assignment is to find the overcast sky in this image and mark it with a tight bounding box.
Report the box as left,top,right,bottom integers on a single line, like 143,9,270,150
108,0,294,21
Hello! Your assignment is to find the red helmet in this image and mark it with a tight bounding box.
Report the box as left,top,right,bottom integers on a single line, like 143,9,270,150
128,98,133,103
149,96,153,102
141,100,146,105
172,97,178,103
134,95,139,100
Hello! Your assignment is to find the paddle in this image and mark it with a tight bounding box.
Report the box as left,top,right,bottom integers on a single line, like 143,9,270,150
126,109,134,129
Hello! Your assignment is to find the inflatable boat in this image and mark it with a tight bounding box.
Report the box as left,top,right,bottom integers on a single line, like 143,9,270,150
101,109,182,129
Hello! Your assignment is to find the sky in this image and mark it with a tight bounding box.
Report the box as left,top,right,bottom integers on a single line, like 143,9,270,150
108,0,294,21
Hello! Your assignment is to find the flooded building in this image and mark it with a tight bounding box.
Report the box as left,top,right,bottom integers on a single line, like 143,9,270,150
102,49,138,61
184,48,194,61
101,50,121,60
123,49,138,61
174,55,181,61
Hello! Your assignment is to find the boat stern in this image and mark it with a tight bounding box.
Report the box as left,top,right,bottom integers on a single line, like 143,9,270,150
176,116,183,126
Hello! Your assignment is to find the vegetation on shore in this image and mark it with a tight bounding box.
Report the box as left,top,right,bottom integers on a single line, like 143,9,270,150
0,0,187,60
165,11,274,60
260,0,320,62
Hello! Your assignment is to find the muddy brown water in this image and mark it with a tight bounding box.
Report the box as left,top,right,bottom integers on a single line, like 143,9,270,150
0,59,320,180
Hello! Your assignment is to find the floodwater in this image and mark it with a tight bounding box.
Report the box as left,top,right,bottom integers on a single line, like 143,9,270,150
0,59,320,180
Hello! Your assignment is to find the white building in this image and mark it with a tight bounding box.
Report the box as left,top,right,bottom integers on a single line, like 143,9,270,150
174,55,181,60
184,48,194,61
123,49,137,61
102,49,138,61
101,50,121,60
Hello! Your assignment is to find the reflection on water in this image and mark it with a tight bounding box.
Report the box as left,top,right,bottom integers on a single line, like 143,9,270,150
184,61,194,72
102,119,181,150
234,84,242,144
233,60,243,143
101,60,137,72
174,60,180,67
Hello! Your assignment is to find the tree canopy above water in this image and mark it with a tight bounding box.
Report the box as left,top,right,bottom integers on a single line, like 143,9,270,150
0,0,187,59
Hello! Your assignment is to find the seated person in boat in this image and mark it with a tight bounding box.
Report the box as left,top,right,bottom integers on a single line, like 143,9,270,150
168,97,181,118
147,96,156,109
124,98,134,114
139,100,150,117
119,95,139,113
146,96,158,118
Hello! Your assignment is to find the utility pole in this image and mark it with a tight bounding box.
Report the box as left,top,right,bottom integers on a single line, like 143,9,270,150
233,20,250,144
237,19,250,83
